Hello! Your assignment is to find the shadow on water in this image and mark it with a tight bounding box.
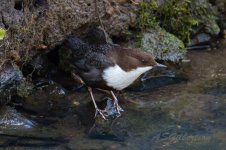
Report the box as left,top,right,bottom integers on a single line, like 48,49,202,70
1,40,226,149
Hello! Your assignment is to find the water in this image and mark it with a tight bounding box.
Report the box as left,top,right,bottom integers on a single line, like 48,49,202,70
1,41,226,149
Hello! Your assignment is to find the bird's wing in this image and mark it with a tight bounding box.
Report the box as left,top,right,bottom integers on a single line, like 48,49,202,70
85,52,114,69
72,52,114,82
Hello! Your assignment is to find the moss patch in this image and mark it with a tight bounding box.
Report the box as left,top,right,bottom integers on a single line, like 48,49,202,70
0,28,6,40
141,26,186,62
137,0,198,43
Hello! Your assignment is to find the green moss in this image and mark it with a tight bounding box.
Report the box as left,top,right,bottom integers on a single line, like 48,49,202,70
162,48,169,54
137,0,158,30
0,28,6,40
137,0,198,43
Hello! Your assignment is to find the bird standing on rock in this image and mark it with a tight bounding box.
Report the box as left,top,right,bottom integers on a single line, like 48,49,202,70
60,29,166,120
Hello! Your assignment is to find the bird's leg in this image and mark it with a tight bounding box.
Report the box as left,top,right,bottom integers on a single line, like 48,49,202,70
88,87,107,120
71,72,85,85
110,91,124,114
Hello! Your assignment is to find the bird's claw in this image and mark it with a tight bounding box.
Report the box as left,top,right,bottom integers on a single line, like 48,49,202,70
94,108,108,120
113,102,124,115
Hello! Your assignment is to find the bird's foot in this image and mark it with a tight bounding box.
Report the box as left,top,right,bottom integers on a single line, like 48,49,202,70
110,91,124,117
113,102,124,116
94,108,108,120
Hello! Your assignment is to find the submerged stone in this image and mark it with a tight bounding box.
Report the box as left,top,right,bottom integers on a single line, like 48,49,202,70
88,97,127,141
0,107,34,129
127,67,186,91
89,117,129,142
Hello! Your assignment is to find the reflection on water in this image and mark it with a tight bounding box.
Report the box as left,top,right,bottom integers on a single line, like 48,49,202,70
1,44,226,149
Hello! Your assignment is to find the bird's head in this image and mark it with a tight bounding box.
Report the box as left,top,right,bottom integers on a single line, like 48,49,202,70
125,48,166,70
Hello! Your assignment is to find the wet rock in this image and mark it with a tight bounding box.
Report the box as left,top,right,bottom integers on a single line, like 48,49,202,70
103,98,124,118
0,106,34,129
141,26,186,62
89,117,129,142
67,92,128,141
215,0,226,13
21,54,51,78
127,67,186,91
189,33,212,47
0,63,23,105
0,64,23,90
190,0,220,36
16,79,34,98
19,79,71,116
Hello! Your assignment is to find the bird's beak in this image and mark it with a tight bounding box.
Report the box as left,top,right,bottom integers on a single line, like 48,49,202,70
154,63,167,68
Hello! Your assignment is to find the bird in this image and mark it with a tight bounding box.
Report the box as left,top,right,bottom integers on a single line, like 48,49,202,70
60,28,166,120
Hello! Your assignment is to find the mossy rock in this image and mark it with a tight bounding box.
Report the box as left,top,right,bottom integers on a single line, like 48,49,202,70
190,0,220,36
140,26,186,62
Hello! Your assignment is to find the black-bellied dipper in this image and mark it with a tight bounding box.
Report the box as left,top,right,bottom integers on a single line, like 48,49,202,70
61,30,166,120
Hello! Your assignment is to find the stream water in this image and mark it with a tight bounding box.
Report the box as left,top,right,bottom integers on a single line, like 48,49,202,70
1,40,226,150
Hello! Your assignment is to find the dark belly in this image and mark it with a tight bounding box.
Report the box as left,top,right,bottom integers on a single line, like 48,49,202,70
78,68,114,90
83,79,114,90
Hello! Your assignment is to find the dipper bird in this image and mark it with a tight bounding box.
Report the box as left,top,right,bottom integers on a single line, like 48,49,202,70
61,31,165,120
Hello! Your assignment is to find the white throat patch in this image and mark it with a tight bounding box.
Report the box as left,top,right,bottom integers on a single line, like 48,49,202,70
102,65,152,90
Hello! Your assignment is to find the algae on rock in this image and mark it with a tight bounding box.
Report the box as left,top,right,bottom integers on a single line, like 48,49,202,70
137,0,220,44
141,26,186,62
137,0,198,42
190,0,220,36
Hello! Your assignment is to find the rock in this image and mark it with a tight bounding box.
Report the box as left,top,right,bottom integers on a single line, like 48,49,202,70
21,54,50,78
215,0,226,13
16,79,34,98
0,64,23,90
0,106,34,129
127,67,186,91
190,0,220,36
189,33,212,47
181,59,191,68
0,0,137,63
19,79,70,116
141,26,186,62
89,117,129,141
0,63,23,105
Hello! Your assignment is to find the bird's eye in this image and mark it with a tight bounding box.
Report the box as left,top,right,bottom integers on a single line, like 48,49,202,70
141,59,145,62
